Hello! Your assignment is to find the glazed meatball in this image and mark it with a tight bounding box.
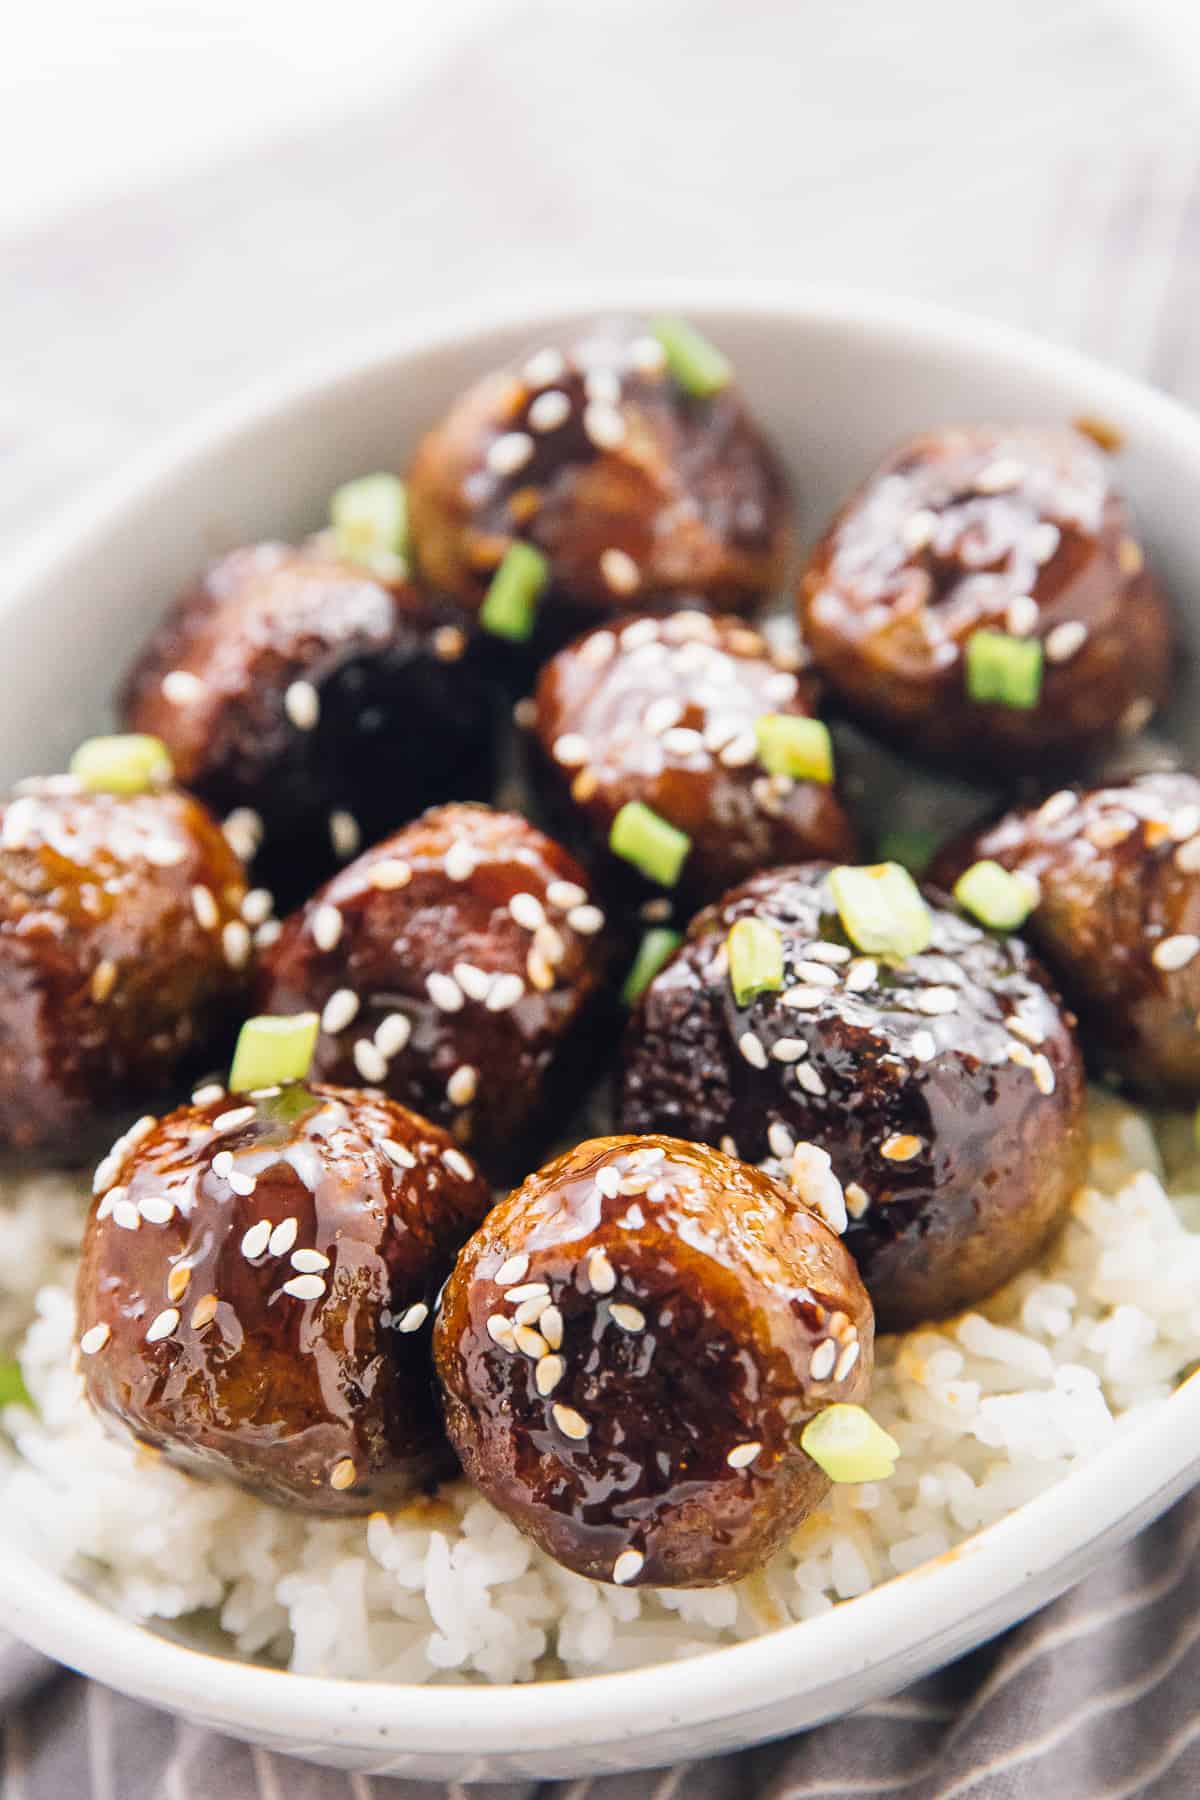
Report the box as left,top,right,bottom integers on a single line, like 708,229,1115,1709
434,1134,872,1587
619,863,1087,1330
120,542,493,904
0,782,249,1156
798,426,1172,768
534,610,857,911
406,319,791,650
77,1081,492,1512
932,770,1200,1100
257,805,610,1176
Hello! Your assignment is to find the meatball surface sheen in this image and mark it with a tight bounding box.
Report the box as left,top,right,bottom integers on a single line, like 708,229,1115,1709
0,783,249,1155
619,864,1088,1330
798,426,1171,767
77,1082,492,1512
434,1134,873,1588
534,610,857,909
257,805,610,1176
407,321,791,643
931,770,1200,1100
121,542,492,903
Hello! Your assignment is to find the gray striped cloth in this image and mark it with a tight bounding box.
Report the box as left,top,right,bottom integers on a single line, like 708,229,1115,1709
3,0,1200,1792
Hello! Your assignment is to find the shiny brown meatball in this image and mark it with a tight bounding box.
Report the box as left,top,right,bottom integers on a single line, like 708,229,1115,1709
406,320,791,649
798,426,1172,768
434,1134,872,1587
120,542,493,905
257,805,610,1176
533,610,857,911
77,1081,492,1512
931,771,1200,1100
0,782,249,1156
619,864,1087,1330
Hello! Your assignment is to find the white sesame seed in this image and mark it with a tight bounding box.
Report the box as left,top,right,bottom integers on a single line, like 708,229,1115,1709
283,1274,326,1302
191,885,219,931
513,1292,551,1325
443,1148,476,1182
382,1137,417,1169
1031,1054,1057,1096
374,1013,412,1058
321,988,360,1035
1006,1014,1045,1045
510,891,546,931
727,1441,763,1469
242,888,274,926
486,972,526,1012
1119,535,1145,576
269,1217,299,1257
528,388,571,432
211,1150,234,1179
975,457,1024,494
567,903,605,935
329,1458,357,1491
579,629,617,670
844,959,878,993
587,1249,617,1294
595,1166,622,1200
426,972,465,1013
1045,620,1088,664
546,880,586,913
643,697,684,737
552,1403,591,1440
213,1106,255,1133
612,1548,644,1584
90,959,118,1003
354,1039,388,1083
241,1220,271,1258
1153,934,1200,972
80,1322,111,1355
292,1248,331,1274
167,1264,193,1302
911,1029,937,1062
189,1293,218,1329
398,1301,429,1333
255,919,282,949
1005,594,1039,637
810,1339,837,1380
143,837,187,868
222,919,252,969
845,1181,870,1218
284,679,320,731
514,1324,549,1359
540,1305,564,1350
312,904,344,953
138,1196,175,1225
1008,1040,1035,1070
1038,790,1077,827
192,1083,225,1107
524,347,566,388
369,858,413,892
780,987,825,1011
768,1120,797,1159
917,986,958,1016
621,618,660,650
527,946,555,991
1176,836,1200,872
487,431,534,477
162,668,204,705
495,1253,530,1287
881,1133,923,1161
487,1314,517,1349
609,1302,646,1333
223,807,263,860
444,840,478,882
329,810,361,859
661,726,705,757
146,1308,180,1344
793,961,840,988
597,547,640,597
790,1142,847,1233
535,1353,565,1396
796,1063,827,1097
739,1031,769,1068
583,401,625,450
112,1200,141,1231
126,1116,156,1150
629,333,667,373
453,962,493,1003
770,1038,808,1064
1030,522,1061,563
447,1064,478,1107
900,509,937,553
720,731,758,768
835,1339,861,1382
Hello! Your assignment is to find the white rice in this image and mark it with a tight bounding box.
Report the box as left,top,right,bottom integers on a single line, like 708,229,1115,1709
4,1089,1200,1685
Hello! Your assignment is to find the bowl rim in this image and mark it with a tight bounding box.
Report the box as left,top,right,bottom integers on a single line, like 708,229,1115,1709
4,278,1200,1758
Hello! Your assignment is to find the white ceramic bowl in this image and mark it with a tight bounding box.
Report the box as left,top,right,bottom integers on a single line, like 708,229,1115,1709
2,284,1200,1783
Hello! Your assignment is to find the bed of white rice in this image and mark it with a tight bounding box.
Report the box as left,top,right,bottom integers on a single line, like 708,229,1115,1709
3,1089,1200,1686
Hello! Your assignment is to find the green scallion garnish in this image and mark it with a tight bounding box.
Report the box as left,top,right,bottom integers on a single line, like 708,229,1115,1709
754,714,834,783
650,315,732,398
801,1405,900,1483
479,542,550,642
953,859,1037,931
0,1360,31,1410
70,734,173,796
622,928,683,1004
965,629,1044,710
829,862,932,959
728,917,785,1007
330,473,408,579
229,1013,320,1094
609,802,691,888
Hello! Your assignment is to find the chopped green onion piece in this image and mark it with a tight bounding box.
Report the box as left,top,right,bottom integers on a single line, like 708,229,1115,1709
965,629,1044,710
479,543,550,641
875,828,938,877
829,862,932,958
609,802,691,888
330,473,408,578
70,734,173,795
954,859,1037,930
801,1404,900,1483
650,315,733,398
754,714,834,783
229,1013,320,1094
728,917,785,1006
622,928,682,1004
0,1359,31,1410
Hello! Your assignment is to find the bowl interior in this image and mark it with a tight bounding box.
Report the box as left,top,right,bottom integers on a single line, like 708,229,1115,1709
4,284,1200,1782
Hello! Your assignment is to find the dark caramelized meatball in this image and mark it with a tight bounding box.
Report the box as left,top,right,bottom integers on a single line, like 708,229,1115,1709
0,782,249,1156
120,542,493,904
407,320,790,648
798,426,1172,767
434,1134,872,1587
257,805,610,1176
931,771,1200,1100
77,1081,492,1512
619,864,1087,1330
534,610,857,911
